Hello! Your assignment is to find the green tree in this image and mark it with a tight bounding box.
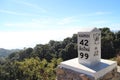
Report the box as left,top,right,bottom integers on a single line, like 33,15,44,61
71,34,77,43
100,27,115,58
59,43,77,60
15,57,62,80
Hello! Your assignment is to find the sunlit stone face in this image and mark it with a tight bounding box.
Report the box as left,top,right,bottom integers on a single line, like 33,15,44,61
78,28,101,67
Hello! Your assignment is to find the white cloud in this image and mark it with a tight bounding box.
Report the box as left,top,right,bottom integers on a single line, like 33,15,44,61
58,17,76,25
4,17,78,29
4,18,56,29
4,22,43,28
90,20,108,24
79,11,111,17
0,9,41,16
0,10,17,15
95,11,111,15
13,0,47,13
0,27,93,49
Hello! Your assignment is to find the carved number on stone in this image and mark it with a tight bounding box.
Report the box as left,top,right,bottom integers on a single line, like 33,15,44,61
80,52,89,59
80,39,88,46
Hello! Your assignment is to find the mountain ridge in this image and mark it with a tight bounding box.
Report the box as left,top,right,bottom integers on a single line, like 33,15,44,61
0,48,20,57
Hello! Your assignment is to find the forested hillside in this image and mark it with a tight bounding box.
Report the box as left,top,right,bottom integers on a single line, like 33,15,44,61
0,48,20,57
0,27,120,80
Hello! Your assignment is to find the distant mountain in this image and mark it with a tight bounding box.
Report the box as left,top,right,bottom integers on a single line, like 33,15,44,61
0,48,20,57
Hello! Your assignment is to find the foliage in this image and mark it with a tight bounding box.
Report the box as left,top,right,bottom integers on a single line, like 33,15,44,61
0,57,62,80
15,57,62,80
100,27,115,58
0,27,120,79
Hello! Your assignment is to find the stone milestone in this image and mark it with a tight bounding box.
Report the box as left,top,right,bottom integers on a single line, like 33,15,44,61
78,28,101,67
56,28,117,80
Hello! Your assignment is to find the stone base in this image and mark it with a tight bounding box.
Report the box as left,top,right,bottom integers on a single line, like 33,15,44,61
56,58,118,80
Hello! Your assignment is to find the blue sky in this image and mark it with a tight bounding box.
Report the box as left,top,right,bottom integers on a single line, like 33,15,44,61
0,0,120,49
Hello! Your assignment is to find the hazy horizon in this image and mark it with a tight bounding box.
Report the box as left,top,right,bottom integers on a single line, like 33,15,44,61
0,0,120,49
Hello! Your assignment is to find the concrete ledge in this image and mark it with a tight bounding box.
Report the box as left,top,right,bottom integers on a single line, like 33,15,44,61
60,58,117,80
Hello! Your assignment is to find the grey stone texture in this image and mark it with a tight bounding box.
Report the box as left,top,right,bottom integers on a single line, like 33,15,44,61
56,66,120,80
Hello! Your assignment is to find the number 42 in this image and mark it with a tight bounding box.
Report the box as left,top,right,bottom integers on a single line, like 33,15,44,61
80,39,88,46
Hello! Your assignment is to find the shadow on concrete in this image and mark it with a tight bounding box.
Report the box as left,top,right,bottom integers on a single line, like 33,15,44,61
88,62,110,72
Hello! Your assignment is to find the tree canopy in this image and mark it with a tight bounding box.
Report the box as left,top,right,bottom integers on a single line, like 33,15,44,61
0,27,120,80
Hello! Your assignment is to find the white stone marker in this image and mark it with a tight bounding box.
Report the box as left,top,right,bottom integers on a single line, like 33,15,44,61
58,28,117,80
59,27,117,80
78,28,101,66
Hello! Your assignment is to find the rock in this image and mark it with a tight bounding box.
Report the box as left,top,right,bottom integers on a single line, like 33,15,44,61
56,66,120,80
56,68,65,75
79,74,89,80
102,71,113,80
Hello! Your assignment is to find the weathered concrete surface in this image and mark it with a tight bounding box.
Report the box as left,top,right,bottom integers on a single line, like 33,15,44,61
56,66,120,80
56,58,119,80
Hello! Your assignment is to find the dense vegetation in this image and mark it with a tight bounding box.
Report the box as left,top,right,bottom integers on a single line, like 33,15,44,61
0,27,120,80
